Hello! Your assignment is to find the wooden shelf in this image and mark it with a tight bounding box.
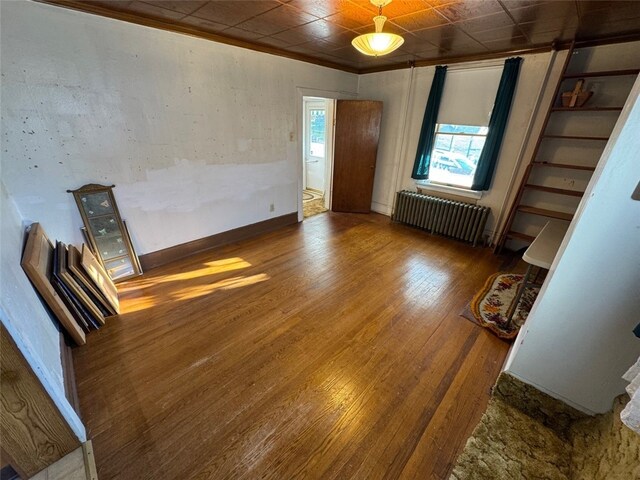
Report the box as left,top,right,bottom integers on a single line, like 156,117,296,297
517,206,574,221
506,231,535,242
563,69,640,79
543,134,609,141
495,43,632,255
550,106,623,112
532,162,596,172
524,184,584,197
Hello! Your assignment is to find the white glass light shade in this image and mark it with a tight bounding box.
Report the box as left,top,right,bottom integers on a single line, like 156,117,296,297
352,14,404,56
352,33,404,56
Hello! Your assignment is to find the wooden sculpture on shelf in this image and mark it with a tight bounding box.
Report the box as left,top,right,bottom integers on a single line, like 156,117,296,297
561,79,593,108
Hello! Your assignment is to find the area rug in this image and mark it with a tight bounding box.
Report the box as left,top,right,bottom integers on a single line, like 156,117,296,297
461,272,539,340
303,198,328,218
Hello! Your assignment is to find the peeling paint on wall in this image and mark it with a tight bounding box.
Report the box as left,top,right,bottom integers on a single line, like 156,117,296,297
1,1,357,254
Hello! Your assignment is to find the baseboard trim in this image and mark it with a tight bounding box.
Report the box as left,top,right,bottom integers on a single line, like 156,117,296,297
60,335,80,416
139,212,299,271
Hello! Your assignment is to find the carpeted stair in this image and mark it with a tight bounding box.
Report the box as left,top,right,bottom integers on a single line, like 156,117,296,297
450,397,572,480
450,374,640,480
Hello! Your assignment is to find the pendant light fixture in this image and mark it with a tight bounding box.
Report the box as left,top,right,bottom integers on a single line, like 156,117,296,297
352,0,404,57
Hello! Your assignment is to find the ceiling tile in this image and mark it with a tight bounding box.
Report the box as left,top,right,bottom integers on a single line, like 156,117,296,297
286,18,353,40
457,11,516,34
349,0,433,19
518,17,578,38
480,35,529,50
470,24,526,42
49,0,640,72
396,33,438,54
191,1,281,27
353,19,408,35
79,0,133,8
256,36,294,48
526,29,572,45
124,1,187,21
325,6,377,29
142,1,207,16
414,45,449,59
411,23,487,53
287,42,326,55
287,0,352,18
220,27,265,42
235,4,318,36
575,1,640,18
268,27,318,45
412,23,466,40
180,15,229,33
577,14,640,38
390,8,450,31
309,36,356,51
434,0,505,23
498,0,546,9
507,2,579,24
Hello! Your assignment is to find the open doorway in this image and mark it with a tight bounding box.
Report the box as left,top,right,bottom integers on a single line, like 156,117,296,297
302,97,334,219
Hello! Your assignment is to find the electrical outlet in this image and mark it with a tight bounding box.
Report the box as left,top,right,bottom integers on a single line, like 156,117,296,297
269,203,275,212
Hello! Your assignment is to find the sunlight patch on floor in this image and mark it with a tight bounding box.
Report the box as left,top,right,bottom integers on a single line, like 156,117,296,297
171,273,270,301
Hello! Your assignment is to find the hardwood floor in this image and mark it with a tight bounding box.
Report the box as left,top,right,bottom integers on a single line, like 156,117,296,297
73,212,513,480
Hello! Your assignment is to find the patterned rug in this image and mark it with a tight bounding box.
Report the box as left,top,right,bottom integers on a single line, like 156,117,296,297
303,198,328,218
461,272,539,340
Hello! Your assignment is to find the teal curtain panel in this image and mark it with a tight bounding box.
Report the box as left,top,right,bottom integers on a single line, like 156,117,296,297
412,65,447,180
472,57,523,191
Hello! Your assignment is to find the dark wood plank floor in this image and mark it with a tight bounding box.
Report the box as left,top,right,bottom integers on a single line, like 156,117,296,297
74,212,513,480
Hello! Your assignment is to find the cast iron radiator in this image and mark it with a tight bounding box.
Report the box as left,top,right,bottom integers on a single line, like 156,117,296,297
392,190,490,246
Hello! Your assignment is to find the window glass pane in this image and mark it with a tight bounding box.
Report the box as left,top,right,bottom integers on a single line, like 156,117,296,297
437,124,486,135
309,108,325,158
428,124,487,189
434,133,453,151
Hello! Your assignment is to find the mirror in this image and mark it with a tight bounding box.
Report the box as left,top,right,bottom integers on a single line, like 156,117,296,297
69,184,142,282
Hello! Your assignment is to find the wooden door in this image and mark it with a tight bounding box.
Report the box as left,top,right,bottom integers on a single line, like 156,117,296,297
331,100,383,213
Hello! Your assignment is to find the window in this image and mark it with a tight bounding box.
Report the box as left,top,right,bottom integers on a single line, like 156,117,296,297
308,106,326,158
429,124,488,188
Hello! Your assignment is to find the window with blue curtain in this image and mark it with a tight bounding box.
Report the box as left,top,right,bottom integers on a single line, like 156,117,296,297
412,58,522,191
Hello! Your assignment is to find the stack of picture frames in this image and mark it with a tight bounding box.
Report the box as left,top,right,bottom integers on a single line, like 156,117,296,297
21,223,120,346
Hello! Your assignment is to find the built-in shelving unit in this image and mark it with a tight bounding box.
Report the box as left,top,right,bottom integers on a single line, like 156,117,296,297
495,43,639,252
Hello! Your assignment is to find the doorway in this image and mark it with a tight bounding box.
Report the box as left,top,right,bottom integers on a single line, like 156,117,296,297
302,97,334,219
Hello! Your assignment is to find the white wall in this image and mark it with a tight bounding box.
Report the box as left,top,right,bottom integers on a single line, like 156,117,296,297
1,1,358,256
504,77,640,414
358,52,556,239
0,182,86,441
0,0,356,443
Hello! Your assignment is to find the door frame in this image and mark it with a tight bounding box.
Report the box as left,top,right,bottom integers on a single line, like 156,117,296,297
302,98,328,193
296,87,357,222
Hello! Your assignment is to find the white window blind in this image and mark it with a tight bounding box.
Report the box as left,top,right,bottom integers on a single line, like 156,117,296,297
436,66,503,126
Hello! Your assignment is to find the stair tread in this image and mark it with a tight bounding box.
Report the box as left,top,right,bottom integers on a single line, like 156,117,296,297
517,206,574,221
563,68,640,79
524,184,584,197
550,106,623,112
543,134,609,141
506,231,535,242
532,162,596,171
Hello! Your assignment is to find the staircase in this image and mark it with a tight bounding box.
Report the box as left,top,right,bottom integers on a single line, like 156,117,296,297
495,43,640,252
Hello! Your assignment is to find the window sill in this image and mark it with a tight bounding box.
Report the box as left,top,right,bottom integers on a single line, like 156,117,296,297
415,180,483,200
